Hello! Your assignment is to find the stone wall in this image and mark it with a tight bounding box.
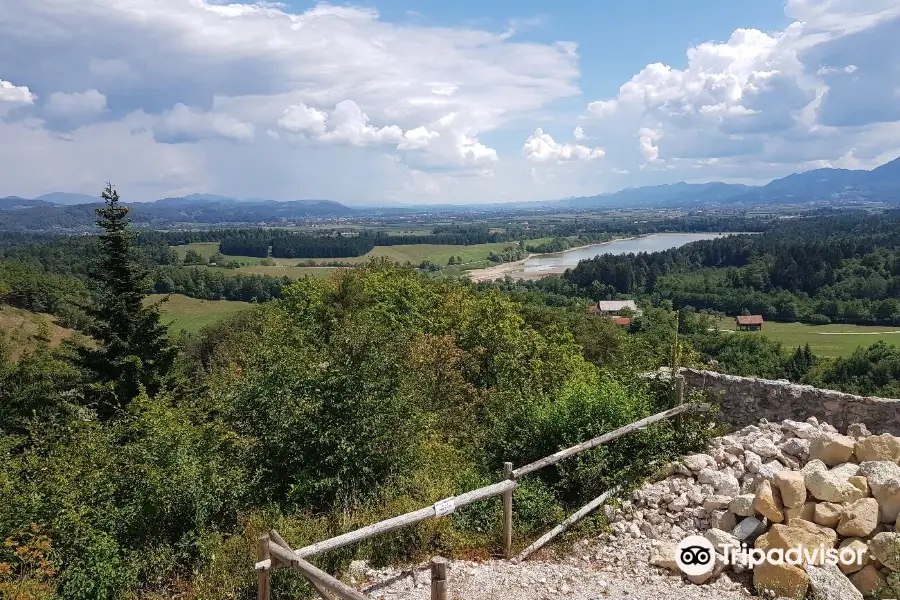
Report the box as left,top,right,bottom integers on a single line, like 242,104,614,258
678,368,900,435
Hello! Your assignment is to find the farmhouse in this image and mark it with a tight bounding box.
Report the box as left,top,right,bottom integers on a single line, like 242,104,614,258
590,300,642,317
735,314,764,331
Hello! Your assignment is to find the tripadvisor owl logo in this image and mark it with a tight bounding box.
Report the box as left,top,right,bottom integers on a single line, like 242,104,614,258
674,534,867,575
675,535,715,577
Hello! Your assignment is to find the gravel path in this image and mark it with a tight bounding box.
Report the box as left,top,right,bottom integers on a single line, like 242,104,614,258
362,537,755,600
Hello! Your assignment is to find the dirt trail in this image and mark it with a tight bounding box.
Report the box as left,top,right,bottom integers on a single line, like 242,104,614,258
362,537,751,600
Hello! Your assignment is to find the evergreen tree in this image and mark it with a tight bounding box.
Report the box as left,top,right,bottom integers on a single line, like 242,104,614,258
784,343,815,382
78,184,178,415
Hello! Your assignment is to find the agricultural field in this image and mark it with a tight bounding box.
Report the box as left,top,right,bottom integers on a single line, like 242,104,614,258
714,316,900,358
147,293,252,334
363,240,552,266
171,242,296,266
170,239,555,279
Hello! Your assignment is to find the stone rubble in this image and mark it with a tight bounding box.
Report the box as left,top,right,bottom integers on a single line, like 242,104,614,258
606,417,900,598
356,418,900,599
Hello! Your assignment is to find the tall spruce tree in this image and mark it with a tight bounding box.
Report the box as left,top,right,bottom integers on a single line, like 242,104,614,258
78,183,177,415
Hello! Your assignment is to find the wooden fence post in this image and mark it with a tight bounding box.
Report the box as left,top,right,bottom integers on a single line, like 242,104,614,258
430,557,448,600
674,374,685,431
258,535,271,600
502,462,514,558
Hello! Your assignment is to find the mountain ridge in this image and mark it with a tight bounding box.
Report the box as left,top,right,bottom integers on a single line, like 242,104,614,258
2,157,899,229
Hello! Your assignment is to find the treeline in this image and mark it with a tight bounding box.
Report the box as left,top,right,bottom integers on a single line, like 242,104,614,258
374,225,508,246
218,231,269,257
525,232,615,253
270,232,375,258
566,210,900,325
153,267,288,302
520,214,768,240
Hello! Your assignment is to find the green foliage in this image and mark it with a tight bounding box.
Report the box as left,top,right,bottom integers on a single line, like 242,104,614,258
76,185,178,413
182,249,204,265
487,245,527,264
818,341,900,397
0,261,715,598
0,343,82,434
0,389,248,598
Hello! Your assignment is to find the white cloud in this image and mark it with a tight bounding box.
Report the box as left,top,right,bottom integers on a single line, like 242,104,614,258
278,103,328,136
582,0,900,182
0,0,578,201
587,99,618,118
44,89,106,117
152,103,255,144
457,134,499,165
0,80,34,104
319,100,405,146
398,126,441,150
638,128,662,163
573,125,585,140
588,28,808,130
279,100,441,152
523,128,605,163
816,64,858,75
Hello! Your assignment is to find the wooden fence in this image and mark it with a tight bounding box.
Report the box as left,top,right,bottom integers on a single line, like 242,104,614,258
254,376,708,599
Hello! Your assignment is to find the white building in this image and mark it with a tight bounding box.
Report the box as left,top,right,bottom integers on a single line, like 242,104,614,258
590,300,642,317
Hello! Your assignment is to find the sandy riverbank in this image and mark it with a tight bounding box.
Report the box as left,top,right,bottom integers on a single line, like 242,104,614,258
465,236,639,282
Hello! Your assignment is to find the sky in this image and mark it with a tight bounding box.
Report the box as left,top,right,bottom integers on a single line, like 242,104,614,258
1,0,899,205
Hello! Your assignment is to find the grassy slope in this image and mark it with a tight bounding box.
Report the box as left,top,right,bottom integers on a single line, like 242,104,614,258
0,306,83,360
147,294,252,334
715,316,900,358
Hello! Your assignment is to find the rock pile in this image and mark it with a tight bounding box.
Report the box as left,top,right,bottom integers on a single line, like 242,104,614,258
609,417,900,598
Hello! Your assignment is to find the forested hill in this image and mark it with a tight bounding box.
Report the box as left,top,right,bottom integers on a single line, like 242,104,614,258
0,196,357,230
566,210,900,325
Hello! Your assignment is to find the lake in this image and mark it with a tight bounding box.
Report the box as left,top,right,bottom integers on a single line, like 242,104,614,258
523,232,734,275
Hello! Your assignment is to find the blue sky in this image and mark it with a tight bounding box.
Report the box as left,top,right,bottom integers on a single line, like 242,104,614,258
354,0,791,96
1,1,898,204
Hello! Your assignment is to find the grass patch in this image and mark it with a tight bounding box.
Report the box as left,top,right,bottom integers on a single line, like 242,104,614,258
147,294,253,334
234,265,340,278
0,306,83,360
170,242,296,267
714,316,900,358
355,238,554,267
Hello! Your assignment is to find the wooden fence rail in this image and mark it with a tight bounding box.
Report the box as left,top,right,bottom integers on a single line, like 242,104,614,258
292,480,517,559
256,377,708,598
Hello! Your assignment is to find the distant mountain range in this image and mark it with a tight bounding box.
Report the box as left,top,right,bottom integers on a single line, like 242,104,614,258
555,156,900,209
2,157,899,230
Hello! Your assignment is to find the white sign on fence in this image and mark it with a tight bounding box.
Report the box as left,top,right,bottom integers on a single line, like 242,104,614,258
433,498,456,517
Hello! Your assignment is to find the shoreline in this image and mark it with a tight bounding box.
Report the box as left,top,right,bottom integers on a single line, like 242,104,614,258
465,235,641,282
464,232,742,282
